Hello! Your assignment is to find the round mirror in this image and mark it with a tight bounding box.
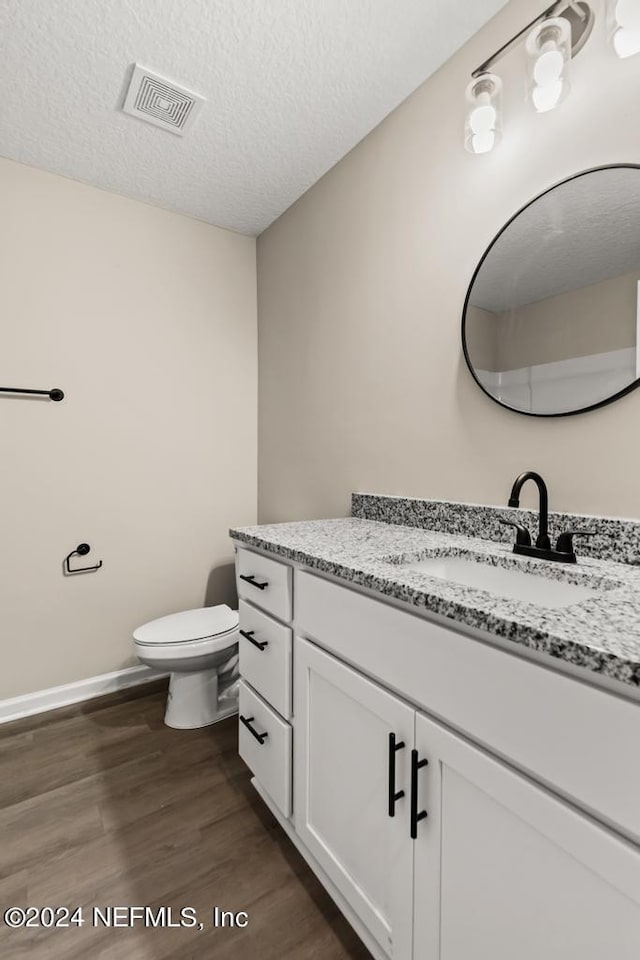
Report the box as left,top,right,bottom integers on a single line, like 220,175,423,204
462,165,640,416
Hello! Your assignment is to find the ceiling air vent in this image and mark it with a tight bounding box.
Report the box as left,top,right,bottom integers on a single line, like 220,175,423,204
122,64,205,136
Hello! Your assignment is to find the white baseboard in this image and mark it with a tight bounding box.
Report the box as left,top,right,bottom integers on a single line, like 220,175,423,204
0,665,169,725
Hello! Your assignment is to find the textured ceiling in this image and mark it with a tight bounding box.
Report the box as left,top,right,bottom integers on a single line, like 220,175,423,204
0,0,508,235
470,167,640,313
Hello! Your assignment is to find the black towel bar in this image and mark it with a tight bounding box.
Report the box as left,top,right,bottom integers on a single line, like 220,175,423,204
0,387,64,401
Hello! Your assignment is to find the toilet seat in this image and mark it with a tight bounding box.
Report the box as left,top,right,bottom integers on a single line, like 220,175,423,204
132,629,238,663
133,605,239,646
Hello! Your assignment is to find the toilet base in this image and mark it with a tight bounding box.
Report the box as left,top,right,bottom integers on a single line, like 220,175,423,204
164,669,237,729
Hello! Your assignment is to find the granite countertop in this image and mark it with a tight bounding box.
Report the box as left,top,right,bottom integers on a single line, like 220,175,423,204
230,515,640,690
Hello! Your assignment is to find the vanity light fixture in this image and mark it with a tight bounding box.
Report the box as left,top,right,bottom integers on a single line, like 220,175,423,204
526,16,572,112
610,0,640,57
466,2,594,153
464,73,502,154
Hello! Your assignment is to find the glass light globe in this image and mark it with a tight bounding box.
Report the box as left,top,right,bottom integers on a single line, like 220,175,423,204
464,72,501,155
469,104,497,135
471,131,496,154
532,79,564,113
613,26,640,56
526,17,571,113
533,49,565,84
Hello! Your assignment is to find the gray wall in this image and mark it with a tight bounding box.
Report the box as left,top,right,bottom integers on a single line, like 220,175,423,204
1,158,257,699
257,0,640,522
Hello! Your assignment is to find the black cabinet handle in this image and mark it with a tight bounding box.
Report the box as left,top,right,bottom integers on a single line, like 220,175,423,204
239,629,269,651
239,715,269,745
388,732,405,817
410,748,429,839
239,574,269,591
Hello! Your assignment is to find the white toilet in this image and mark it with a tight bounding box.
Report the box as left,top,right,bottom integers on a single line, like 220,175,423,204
133,604,239,729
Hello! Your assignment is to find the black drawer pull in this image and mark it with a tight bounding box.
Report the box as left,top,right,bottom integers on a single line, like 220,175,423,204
410,748,429,839
240,715,269,745
239,574,269,591
239,629,269,651
388,732,405,817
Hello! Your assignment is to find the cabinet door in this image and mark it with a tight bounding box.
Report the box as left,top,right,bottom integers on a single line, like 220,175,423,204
294,637,415,959
413,710,640,960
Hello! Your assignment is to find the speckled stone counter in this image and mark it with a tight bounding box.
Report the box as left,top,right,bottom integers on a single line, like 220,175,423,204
230,499,640,691
352,493,640,564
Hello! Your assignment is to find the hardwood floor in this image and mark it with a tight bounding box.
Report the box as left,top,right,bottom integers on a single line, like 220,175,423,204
0,682,372,960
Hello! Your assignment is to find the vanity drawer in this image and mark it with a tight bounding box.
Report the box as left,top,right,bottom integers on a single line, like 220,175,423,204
239,600,292,718
238,680,292,818
236,548,292,623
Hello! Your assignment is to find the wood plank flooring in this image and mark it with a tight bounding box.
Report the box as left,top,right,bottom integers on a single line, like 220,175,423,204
0,682,372,960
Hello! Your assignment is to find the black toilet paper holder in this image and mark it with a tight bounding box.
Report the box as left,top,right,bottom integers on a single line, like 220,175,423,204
65,543,103,575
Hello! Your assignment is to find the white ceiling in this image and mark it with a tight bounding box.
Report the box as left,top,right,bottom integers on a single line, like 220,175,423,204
470,167,640,313
0,0,508,235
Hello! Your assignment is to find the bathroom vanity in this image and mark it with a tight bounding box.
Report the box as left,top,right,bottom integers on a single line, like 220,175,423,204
231,495,640,960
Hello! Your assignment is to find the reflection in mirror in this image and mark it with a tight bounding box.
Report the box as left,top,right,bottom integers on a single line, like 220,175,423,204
463,166,640,416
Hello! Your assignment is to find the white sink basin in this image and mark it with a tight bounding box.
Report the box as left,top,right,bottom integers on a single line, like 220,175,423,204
398,556,599,609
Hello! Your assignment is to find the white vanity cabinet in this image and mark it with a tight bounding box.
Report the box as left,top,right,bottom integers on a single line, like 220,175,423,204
238,679,292,817
294,637,415,959
235,548,294,819
234,545,640,960
413,711,640,960
238,599,292,718
294,634,640,960
236,546,292,621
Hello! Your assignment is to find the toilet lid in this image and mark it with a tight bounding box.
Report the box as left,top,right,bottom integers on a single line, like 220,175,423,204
133,605,239,645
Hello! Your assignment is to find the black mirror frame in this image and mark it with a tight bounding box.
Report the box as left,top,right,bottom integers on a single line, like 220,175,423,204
461,164,640,418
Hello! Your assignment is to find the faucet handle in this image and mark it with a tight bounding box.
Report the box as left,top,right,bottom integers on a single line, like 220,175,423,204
555,529,596,555
498,517,532,547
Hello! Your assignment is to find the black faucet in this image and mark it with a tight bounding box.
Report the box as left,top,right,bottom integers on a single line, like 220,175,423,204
500,471,596,564
508,471,551,550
